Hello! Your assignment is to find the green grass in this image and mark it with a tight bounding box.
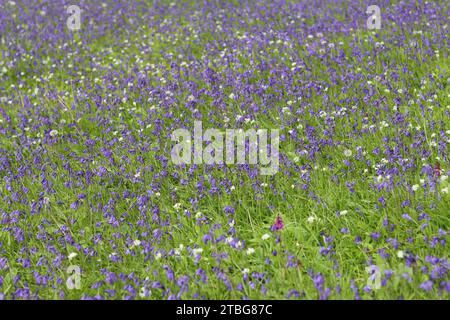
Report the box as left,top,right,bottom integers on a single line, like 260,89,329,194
0,1,449,300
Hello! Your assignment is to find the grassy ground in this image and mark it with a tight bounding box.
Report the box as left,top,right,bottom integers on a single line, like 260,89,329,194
0,0,449,299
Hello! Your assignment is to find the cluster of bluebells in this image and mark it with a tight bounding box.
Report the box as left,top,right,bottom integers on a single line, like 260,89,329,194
0,1,449,299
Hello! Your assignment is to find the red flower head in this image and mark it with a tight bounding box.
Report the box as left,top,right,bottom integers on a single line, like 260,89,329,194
272,215,284,231
434,162,441,178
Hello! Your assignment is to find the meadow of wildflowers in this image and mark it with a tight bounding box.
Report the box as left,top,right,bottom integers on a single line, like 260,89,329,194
0,0,449,300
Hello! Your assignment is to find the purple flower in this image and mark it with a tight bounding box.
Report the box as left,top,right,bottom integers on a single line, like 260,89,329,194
163,265,175,282
287,289,300,299
419,280,433,291
313,273,324,291
272,215,284,231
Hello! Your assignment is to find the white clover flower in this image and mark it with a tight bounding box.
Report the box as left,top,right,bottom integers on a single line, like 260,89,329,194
380,121,389,128
43,197,50,206
173,203,182,210
49,130,59,137
307,216,316,224
193,248,203,256
68,252,78,260
246,248,255,255
133,240,141,247
397,250,405,258
442,187,449,194
261,233,270,240
344,149,352,157
155,252,162,260
195,212,203,219
412,184,420,191
282,107,290,114
340,210,348,216
139,287,151,298
242,268,250,274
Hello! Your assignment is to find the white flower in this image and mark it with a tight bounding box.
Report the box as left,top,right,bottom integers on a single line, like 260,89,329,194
261,233,270,240
155,252,162,260
195,212,203,219
442,187,449,194
229,93,235,99
133,240,141,247
340,210,348,216
440,175,448,182
42,197,50,206
187,94,195,102
246,248,255,255
68,252,77,260
242,268,250,274
344,149,352,157
139,287,151,298
173,203,182,210
397,250,404,258
307,216,316,224
412,184,420,191
193,248,203,256
49,129,59,137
